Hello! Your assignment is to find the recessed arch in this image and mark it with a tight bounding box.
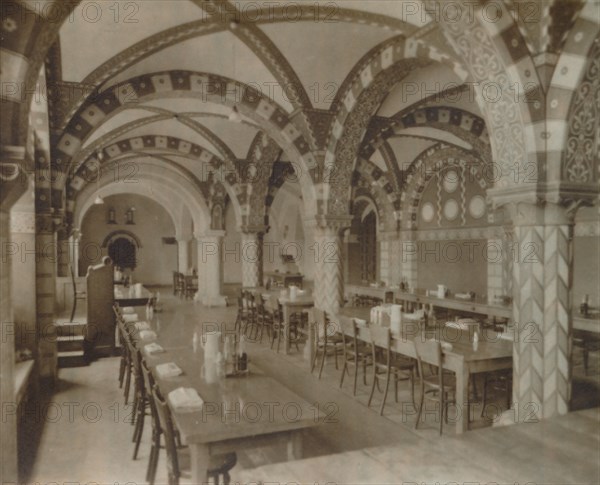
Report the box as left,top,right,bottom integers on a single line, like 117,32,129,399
53,71,317,216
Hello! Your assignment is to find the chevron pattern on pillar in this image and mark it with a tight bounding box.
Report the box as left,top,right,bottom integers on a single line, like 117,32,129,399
400,240,417,290
515,225,545,420
314,230,343,316
542,224,571,418
241,234,261,288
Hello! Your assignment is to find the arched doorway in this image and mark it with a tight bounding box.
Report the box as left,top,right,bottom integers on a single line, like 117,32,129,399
108,237,137,271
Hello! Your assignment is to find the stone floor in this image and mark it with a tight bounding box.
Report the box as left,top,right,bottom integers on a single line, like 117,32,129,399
19,286,600,484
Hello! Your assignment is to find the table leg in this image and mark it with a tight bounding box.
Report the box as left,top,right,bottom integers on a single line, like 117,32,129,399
455,364,470,434
283,305,291,354
305,320,315,365
287,430,303,461
190,442,210,484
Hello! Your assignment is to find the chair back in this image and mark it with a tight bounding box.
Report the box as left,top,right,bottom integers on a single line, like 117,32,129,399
414,339,444,388
313,308,328,341
141,359,160,430
152,385,180,480
339,315,359,358
369,325,391,367
266,294,282,321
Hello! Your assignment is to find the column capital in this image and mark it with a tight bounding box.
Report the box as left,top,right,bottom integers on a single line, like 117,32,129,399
195,229,226,240
240,224,268,235
379,229,399,241
305,214,353,233
504,200,581,227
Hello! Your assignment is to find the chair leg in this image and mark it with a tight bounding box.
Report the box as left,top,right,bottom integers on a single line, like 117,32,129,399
339,361,346,388
311,345,319,373
353,361,359,396
439,394,445,435
318,345,326,379
410,370,416,409
415,387,424,429
334,346,339,370
367,374,377,408
394,373,399,403
481,374,488,417
132,401,144,459
124,364,132,405
118,355,126,388
380,370,391,416
583,346,589,375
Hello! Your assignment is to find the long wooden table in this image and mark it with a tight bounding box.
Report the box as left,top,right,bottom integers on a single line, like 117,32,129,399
129,314,321,482
234,407,600,484
337,306,513,434
114,283,154,307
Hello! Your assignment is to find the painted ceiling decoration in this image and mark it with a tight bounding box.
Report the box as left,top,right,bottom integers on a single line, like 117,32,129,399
1,0,598,231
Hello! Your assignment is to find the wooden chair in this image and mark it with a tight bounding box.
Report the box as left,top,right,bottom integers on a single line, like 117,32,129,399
254,296,273,344
480,368,512,417
311,309,344,379
141,359,161,485
367,326,415,415
131,347,150,460
183,275,198,299
338,316,371,396
152,385,237,485
265,294,284,352
413,339,456,435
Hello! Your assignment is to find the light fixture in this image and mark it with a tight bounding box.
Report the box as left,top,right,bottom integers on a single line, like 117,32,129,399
93,150,104,204
228,105,242,123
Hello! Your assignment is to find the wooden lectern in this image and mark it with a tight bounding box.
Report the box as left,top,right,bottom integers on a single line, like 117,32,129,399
86,256,115,356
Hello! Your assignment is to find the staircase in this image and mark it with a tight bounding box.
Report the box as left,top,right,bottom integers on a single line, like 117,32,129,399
55,319,88,367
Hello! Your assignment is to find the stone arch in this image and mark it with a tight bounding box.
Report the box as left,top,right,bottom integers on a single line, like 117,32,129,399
400,144,491,231
559,34,600,188
101,230,143,249
322,35,469,216
53,71,317,215
426,0,542,194
73,159,210,235
353,159,398,233
66,134,244,229
361,106,492,166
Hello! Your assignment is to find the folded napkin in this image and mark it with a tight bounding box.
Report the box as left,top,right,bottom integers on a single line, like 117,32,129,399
168,387,204,412
134,321,151,331
355,319,368,327
441,341,453,351
455,293,472,300
139,329,157,341
122,306,136,314
123,314,139,322
445,321,467,330
403,310,425,320
144,342,164,355
155,362,183,379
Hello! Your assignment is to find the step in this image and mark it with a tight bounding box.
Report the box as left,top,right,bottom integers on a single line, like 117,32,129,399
55,319,87,337
57,335,85,352
58,349,88,368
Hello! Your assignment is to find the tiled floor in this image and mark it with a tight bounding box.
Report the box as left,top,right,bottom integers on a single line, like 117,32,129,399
19,286,600,484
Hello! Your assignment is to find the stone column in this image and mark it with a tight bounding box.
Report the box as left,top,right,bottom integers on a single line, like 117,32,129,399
379,230,400,286
241,227,264,288
35,212,58,382
310,217,352,316
486,226,515,303
56,226,70,277
399,231,418,290
177,238,189,273
510,202,576,420
196,230,227,307
0,208,17,482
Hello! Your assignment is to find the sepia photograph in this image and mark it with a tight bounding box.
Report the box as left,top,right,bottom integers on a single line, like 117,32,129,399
1,0,599,484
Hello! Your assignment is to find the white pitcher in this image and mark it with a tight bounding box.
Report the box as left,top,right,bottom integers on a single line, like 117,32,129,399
437,284,447,299
201,330,221,363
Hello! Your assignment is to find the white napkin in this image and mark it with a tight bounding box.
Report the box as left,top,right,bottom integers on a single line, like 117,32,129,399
445,321,465,330
134,321,151,331
168,387,204,412
155,362,183,379
144,342,164,355
123,314,139,322
455,293,471,300
403,309,425,320
122,306,136,314
139,330,157,341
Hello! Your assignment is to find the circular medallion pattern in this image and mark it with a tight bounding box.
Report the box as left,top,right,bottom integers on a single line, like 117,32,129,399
421,202,435,223
443,199,459,221
468,195,486,219
443,169,459,193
